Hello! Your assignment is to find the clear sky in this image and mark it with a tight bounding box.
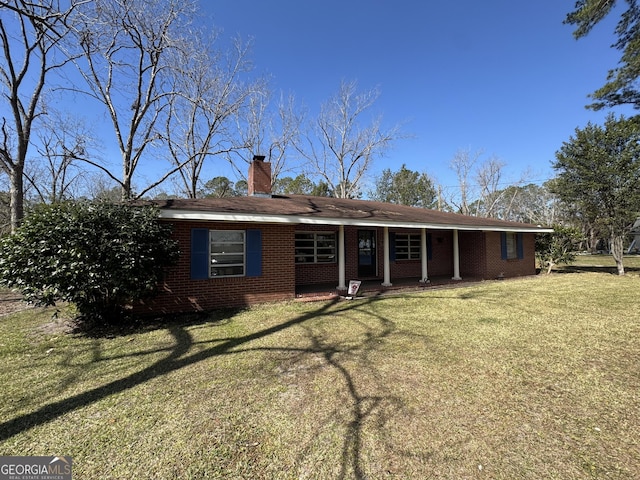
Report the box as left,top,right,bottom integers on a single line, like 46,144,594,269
204,0,636,195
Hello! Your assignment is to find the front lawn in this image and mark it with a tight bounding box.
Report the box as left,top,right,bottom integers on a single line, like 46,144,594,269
554,253,640,274
1,273,638,479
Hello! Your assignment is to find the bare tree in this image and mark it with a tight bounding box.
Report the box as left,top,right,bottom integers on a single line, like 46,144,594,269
448,149,534,219
474,155,506,217
297,80,400,199
70,0,196,200
229,89,301,189
82,171,121,201
24,111,96,203
449,148,482,215
0,0,78,231
166,34,259,198
502,183,562,225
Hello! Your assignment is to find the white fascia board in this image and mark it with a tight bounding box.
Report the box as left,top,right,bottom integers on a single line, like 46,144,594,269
159,209,301,224
159,209,553,233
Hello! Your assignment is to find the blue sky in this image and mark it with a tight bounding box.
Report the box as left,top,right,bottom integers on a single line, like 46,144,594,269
205,0,636,194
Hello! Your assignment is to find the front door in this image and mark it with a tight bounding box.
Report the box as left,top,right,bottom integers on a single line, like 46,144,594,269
358,230,377,277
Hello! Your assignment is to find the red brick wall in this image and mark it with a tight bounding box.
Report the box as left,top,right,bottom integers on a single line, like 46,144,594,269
135,220,296,314
459,231,487,278
483,231,537,279
427,230,454,276
138,220,539,314
390,259,423,278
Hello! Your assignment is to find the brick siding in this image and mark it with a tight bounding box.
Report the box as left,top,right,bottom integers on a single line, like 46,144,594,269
137,221,538,314
135,220,295,314
483,231,536,279
459,231,487,278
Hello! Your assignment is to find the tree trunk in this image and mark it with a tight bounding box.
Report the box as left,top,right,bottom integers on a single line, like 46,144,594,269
610,232,625,275
9,169,24,233
588,227,598,253
546,262,555,275
121,173,133,201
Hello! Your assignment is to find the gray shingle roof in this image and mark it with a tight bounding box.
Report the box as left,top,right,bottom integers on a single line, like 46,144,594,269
150,195,552,233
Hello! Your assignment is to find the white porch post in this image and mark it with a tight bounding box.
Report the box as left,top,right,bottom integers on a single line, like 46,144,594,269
337,225,346,290
382,226,392,287
452,228,462,280
420,228,429,282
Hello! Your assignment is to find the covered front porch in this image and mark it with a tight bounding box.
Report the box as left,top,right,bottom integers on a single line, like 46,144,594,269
333,226,464,290
295,225,467,294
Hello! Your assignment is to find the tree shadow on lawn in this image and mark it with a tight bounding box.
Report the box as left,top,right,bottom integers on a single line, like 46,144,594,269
0,296,426,479
67,306,245,339
234,298,417,478
554,265,640,275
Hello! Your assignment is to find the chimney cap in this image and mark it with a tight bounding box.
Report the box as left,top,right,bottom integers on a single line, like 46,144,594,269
253,155,266,162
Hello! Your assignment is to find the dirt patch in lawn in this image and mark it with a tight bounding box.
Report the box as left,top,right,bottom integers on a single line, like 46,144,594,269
0,290,75,335
0,290,30,317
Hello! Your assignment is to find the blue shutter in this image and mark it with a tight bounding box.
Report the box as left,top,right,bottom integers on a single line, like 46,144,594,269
517,233,524,260
500,232,508,260
191,228,209,279
246,229,262,277
389,232,396,261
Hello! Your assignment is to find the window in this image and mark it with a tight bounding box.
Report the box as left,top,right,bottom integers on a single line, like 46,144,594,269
295,232,336,263
191,228,261,279
505,233,517,260
501,232,523,260
395,233,421,260
210,230,245,277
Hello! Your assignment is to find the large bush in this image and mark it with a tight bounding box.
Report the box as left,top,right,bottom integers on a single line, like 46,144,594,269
535,224,583,274
0,201,179,321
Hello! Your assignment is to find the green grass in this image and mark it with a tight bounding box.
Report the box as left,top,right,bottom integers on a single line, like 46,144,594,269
1,272,639,479
555,252,640,274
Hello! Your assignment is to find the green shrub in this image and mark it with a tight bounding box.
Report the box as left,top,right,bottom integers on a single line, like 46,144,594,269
0,201,179,322
535,224,583,274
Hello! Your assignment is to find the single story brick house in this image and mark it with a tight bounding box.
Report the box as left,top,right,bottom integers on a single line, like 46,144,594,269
138,158,552,314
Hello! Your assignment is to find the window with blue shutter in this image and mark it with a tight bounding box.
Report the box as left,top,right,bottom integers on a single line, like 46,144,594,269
191,228,210,279
500,232,508,260
516,233,524,260
501,232,522,260
190,228,263,278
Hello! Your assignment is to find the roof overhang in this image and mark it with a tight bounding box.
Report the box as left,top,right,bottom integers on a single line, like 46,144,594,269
159,209,554,233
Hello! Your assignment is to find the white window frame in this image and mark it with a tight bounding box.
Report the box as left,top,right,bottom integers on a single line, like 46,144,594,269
210,230,246,277
295,231,337,264
395,233,421,260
